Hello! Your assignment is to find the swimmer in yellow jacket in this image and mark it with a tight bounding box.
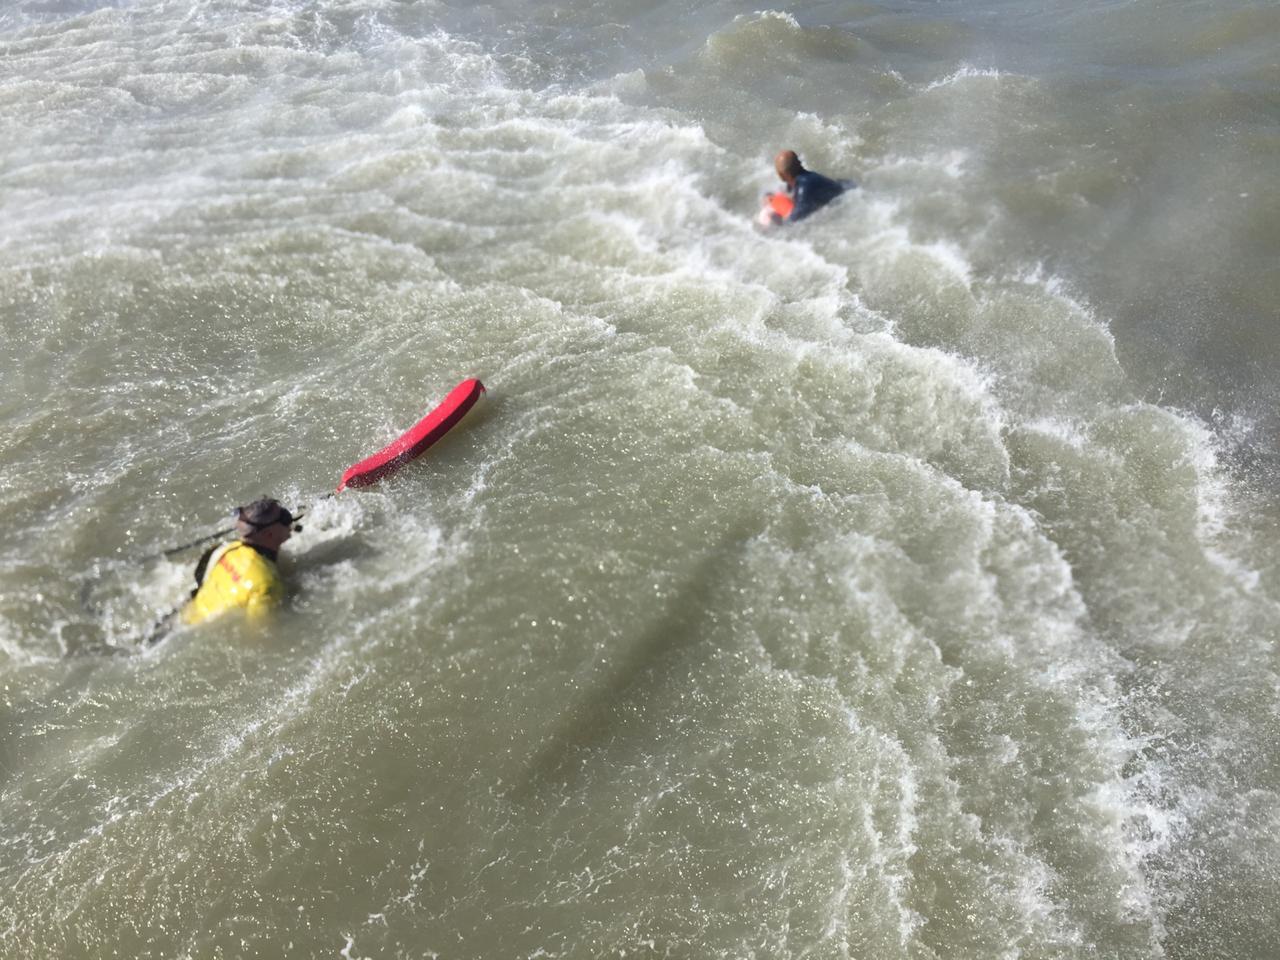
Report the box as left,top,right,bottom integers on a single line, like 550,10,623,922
182,498,299,626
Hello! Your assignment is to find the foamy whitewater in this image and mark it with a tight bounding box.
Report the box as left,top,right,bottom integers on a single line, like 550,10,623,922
1,1,1278,957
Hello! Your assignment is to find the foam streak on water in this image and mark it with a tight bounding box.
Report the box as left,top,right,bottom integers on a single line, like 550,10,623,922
1,1,1278,958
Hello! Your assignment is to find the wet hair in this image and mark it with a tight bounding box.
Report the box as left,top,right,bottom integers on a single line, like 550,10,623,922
775,149,804,179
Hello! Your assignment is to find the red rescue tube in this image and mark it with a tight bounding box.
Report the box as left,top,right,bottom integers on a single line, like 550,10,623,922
767,192,794,218
337,378,485,491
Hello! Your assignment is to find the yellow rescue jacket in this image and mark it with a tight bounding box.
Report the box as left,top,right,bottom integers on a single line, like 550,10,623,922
182,540,285,626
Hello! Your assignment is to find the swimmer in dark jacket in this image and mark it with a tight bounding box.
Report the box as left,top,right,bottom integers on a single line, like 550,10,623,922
763,150,854,225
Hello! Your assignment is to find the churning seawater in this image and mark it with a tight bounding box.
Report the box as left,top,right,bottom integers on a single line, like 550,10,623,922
2,1,1278,957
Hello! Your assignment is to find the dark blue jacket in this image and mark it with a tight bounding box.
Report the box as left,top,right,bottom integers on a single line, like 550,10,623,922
788,170,852,222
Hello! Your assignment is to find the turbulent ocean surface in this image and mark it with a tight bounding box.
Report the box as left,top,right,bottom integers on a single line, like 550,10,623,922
2,1,1278,957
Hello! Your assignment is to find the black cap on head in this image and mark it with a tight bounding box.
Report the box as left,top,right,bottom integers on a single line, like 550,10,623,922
235,498,293,536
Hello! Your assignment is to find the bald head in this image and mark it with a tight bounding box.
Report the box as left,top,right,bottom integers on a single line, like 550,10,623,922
774,149,804,184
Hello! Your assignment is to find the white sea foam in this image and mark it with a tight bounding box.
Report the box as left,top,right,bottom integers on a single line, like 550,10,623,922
747,10,802,30
1173,408,1266,593
924,65,1004,92
4,2,1279,957
873,150,971,179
